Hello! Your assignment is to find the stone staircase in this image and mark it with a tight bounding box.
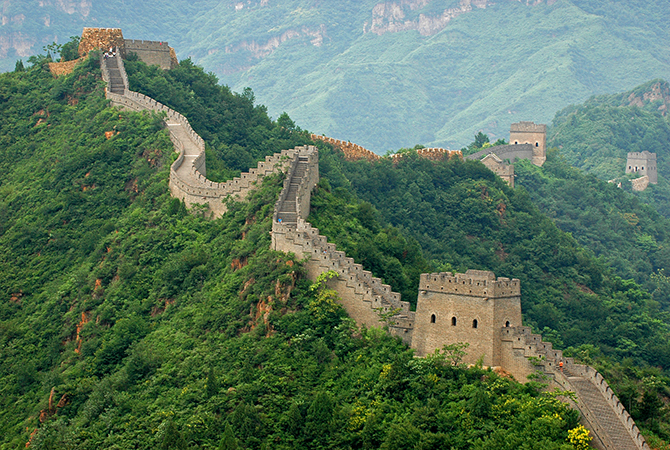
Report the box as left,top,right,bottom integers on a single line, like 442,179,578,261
100,54,306,218
563,367,645,450
276,157,309,228
501,326,648,450
105,55,126,94
271,149,415,343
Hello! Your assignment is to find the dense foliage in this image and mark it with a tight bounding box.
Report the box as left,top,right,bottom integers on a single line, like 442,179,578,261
123,56,312,181
0,54,594,449
310,146,670,370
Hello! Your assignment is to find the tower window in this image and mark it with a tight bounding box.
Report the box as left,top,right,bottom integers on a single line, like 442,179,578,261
472,319,478,329
430,314,436,324
535,142,539,147
505,321,510,327
451,317,457,326
514,141,518,144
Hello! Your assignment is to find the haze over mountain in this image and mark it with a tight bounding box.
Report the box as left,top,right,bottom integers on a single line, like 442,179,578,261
2,0,669,151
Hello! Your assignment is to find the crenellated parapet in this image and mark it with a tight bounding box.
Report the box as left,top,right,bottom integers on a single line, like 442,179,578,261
102,54,302,218
101,43,645,448
311,134,381,161
419,270,520,298
391,148,462,162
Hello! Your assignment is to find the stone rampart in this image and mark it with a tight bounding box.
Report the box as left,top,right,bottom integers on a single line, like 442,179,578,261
103,55,297,218
510,121,547,133
123,39,176,70
100,47,644,448
631,176,650,192
419,270,520,298
311,134,381,161
270,150,414,343
273,221,415,344
48,58,83,77
391,148,462,162
79,27,124,56
466,143,534,163
500,326,648,450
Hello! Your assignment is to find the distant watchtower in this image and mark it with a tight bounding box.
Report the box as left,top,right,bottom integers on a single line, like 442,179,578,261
411,270,522,366
626,151,657,184
510,121,546,166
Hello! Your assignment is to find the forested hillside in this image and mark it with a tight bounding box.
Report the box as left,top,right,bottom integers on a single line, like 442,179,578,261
0,51,609,449
2,0,670,150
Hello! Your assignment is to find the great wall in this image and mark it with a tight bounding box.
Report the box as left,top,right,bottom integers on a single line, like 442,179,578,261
75,27,650,449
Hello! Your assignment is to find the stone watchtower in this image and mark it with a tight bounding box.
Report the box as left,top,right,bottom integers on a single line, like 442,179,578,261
510,121,546,166
626,151,657,184
410,270,522,366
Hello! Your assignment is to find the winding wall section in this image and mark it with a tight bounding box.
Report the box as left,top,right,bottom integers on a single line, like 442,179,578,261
101,55,647,450
101,54,302,218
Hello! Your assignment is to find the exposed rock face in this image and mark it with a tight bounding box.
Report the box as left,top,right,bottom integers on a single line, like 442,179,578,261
365,0,491,36
225,24,327,59
627,81,670,115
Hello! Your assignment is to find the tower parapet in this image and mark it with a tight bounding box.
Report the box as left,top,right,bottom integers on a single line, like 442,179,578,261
419,270,520,298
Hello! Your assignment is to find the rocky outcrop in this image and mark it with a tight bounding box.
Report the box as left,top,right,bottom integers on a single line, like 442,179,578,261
364,0,491,36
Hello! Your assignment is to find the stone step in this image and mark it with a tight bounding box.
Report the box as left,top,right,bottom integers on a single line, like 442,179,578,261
568,377,639,449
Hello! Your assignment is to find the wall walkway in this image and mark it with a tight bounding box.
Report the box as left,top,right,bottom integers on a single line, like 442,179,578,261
101,55,647,450
101,54,302,218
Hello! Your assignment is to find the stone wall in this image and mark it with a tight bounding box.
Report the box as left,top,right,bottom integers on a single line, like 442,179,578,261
48,58,83,77
123,39,176,70
103,54,298,218
310,134,381,161
509,121,546,166
99,48,645,449
626,151,657,184
391,148,462,162
79,27,125,56
412,271,522,365
466,143,534,164
481,153,514,187
631,175,650,192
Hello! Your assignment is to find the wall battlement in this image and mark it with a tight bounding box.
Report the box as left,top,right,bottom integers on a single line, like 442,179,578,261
626,151,657,185
102,54,299,218
419,270,521,298
100,43,646,449
466,143,534,164
310,134,380,161
510,121,547,133
124,39,170,50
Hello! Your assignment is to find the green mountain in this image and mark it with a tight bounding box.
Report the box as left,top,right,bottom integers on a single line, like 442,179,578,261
4,37,670,446
548,79,670,218
2,0,670,151
0,51,597,450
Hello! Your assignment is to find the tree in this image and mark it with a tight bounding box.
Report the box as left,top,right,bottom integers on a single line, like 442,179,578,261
218,422,239,450
206,366,219,398
157,418,187,450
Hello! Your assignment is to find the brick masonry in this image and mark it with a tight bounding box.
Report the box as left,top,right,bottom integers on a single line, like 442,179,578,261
99,42,647,450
